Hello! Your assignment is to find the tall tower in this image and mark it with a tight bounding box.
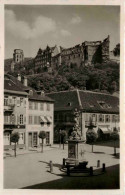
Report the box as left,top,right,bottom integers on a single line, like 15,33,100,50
13,49,24,63
101,35,110,63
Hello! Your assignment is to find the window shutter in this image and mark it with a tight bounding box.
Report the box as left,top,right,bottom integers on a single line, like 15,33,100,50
24,115,26,124
11,114,15,124
24,99,26,108
17,115,20,124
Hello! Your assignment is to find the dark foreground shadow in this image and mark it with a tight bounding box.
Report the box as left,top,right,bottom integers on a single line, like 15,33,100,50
39,160,61,168
111,153,120,159
22,164,120,189
93,152,105,154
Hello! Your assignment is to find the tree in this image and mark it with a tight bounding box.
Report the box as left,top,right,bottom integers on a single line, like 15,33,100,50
38,131,47,152
86,118,97,152
10,132,20,157
60,130,67,150
110,129,119,156
86,130,97,152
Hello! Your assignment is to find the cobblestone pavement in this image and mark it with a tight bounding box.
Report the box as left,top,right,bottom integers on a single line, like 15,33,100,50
4,144,119,189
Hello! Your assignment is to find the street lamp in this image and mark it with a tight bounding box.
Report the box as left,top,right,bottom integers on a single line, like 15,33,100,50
59,129,61,148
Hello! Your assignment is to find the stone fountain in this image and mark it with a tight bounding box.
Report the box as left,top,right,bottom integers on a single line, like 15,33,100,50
65,108,88,167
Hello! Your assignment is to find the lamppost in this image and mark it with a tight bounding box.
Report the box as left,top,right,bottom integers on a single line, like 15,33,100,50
59,129,61,148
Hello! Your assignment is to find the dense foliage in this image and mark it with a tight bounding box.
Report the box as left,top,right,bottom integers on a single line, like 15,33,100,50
6,59,119,94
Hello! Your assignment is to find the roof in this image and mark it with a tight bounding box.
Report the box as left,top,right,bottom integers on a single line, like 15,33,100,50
28,89,54,102
4,74,54,102
47,89,119,114
4,74,29,96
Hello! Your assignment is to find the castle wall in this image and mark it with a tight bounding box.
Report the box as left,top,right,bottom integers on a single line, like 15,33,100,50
34,36,110,71
101,36,110,62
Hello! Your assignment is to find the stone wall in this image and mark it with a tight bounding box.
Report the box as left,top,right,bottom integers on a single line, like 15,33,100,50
101,35,110,62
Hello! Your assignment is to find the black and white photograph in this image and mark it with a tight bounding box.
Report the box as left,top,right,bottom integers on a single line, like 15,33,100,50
1,0,124,192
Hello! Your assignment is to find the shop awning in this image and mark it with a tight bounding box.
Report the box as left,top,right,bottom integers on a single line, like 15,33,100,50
99,127,111,134
40,116,47,123
45,116,52,123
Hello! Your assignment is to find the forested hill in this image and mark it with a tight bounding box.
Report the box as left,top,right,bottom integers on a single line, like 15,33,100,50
7,60,119,94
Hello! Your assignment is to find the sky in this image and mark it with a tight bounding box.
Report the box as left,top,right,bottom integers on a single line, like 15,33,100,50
5,5,120,59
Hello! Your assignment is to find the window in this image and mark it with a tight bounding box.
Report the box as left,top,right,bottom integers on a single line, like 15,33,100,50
20,98,24,106
98,114,104,122
105,115,110,123
17,97,20,106
112,115,116,122
4,96,8,106
19,133,24,144
29,116,33,124
12,97,17,105
46,132,50,144
40,103,44,111
67,102,71,106
85,113,89,121
4,113,10,123
20,115,23,124
29,101,33,110
115,115,120,122
34,102,38,110
98,101,109,109
89,103,94,108
92,114,97,122
47,103,50,111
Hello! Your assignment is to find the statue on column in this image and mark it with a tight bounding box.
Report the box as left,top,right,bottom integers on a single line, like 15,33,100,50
69,108,82,140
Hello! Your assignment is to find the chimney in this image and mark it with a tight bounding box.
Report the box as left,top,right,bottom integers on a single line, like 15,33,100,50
17,74,21,81
37,90,45,97
23,76,28,87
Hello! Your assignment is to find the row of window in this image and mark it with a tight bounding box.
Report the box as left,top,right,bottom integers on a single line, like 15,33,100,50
4,114,25,125
85,113,119,123
29,115,51,126
62,53,82,60
29,101,50,111
4,132,25,145
54,113,119,123
62,48,82,56
4,97,51,111
4,96,26,107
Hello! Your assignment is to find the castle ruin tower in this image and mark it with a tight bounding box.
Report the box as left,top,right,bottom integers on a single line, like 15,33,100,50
101,35,110,63
13,49,24,63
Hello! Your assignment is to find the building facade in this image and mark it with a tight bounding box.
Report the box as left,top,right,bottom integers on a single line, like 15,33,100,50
34,45,60,69
26,90,54,148
34,36,110,71
47,89,119,141
4,74,28,149
4,74,54,150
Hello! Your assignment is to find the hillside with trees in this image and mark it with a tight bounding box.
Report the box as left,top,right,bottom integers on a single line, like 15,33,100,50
6,60,119,94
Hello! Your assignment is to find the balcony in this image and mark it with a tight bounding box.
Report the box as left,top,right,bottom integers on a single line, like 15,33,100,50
4,123,25,129
4,104,15,112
